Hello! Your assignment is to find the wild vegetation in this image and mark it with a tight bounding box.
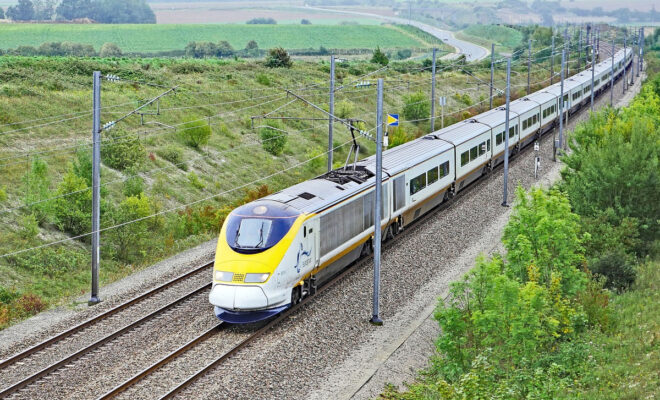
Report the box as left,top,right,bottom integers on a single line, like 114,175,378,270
4,0,155,23
382,67,660,400
0,33,593,329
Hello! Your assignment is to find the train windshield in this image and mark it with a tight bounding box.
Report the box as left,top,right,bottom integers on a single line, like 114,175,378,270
225,200,300,254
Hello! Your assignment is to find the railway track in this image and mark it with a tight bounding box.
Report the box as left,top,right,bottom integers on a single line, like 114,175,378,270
0,262,213,398
0,50,632,399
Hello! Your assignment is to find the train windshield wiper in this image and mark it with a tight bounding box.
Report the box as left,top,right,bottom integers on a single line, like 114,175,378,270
233,225,242,248
255,221,265,248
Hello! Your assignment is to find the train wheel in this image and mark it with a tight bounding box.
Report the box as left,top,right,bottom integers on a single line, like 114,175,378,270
385,224,395,241
360,239,373,257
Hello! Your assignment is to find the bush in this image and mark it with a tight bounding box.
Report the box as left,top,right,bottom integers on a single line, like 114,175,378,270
99,42,122,58
259,124,287,156
590,253,636,293
157,145,186,170
123,170,145,197
22,157,52,224
255,73,271,86
179,117,211,149
334,99,354,119
387,126,414,149
371,46,389,66
108,194,153,262
402,91,430,123
265,47,292,68
396,49,412,60
102,130,145,171
245,40,259,50
19,214,39,239
53,170,92,236
187,171,206,190
301,18,311,25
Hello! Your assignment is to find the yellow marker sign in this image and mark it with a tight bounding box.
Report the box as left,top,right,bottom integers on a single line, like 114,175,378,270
386,114,399,126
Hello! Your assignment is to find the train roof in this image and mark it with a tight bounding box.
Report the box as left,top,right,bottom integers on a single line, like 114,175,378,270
509,96,543,113
472,107,518,127
520,91,557,105
360,134,453,175
433,119,490,146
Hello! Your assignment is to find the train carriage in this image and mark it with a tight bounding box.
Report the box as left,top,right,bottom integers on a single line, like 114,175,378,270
473,107,519,167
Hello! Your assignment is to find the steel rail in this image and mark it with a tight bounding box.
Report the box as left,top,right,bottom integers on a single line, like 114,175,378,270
0,282,211,398
0,262,213,371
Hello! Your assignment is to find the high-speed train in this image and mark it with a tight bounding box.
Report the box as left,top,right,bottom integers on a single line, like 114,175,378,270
209,48,633,323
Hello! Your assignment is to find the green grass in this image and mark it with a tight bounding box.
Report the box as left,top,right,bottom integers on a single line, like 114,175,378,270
458,24,523,54
0,24,428,53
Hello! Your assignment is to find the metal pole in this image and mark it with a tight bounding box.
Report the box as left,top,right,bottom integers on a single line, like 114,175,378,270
566,30,570,76
527,39,531,95
610,38,615,106
502,58,511,207
590,44,595,112
558,48,565,157
328,55,335,172
551,35,555,84
441,97,444,129
578,27,582,71
623,32,627,93
370,78,384,326
596,26,600,61
430,48,437,131
90,71,101,306
631,30,636,85
639,27,644,74
489,43,495,109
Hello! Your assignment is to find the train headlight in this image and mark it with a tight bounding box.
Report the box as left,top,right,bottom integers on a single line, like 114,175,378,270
214,271,233,282
244,273,270,283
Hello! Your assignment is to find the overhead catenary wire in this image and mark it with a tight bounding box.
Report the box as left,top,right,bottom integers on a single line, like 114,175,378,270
0,138,356,259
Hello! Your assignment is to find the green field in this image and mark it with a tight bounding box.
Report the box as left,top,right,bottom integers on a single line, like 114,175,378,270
0,24,428,53
457,24,524,53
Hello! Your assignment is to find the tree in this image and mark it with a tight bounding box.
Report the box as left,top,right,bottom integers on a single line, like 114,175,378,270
53,171,92,236
246,17,276,24
0,7,5,19
102,129,145,171
371,46,389,66
245,40,259,50
265,47,292,68
301,18,311,24
6,0,35,21
217,40,234,57
402,91,430,123
179,117,212,149
99,42,122,57
503,187,587,296
32,0,55,20
55,0,91,20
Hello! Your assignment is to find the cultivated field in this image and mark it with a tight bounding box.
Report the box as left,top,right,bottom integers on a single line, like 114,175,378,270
456,25,524,55
0,24,428,53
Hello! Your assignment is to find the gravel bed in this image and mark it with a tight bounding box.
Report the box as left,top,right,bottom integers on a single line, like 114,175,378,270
0,240,216,360
10,292,219,400
169,68,642,400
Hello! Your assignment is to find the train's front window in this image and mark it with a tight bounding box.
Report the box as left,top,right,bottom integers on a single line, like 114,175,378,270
234,219,272,249
225,200,300,254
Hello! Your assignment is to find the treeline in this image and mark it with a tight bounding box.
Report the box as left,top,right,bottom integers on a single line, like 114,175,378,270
1,41,122,57
384,73,660,399
1,0,155,23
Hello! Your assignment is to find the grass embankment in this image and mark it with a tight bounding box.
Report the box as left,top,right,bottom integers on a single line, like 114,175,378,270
456,24,523,55
0,43,569,329
383,67,660,399
0,24,428,54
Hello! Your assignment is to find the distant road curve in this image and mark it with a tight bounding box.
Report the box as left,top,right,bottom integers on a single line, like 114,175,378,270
306,7,489,62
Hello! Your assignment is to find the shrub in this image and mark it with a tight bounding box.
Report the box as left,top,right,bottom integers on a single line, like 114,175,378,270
53,170,92,236
14,293,47,317
335,99,354,119
157,145,186,170
371,46,389,66
123,170,145,197
402,91,430,123
0,286,20,305
301,18,311,25
179,117,212,149
19,214,39,239
259,124,287,156
22,157,52,224
255,73,271,86
387,126,414,149
590,253,636,293
99,42,122,58
0,186,6,202
396,49,412,60
72,148,93,186
102,130,145,171
245,40,259,50
265,47,292,68
108,194,153,262
187,171,206,190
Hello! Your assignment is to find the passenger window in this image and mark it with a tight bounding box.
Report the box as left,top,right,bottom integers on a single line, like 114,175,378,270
470,146,478,160
461,151,469,166
479,142,486,156
509,126,515,138
496,132,503,146
410,173,426,195
487,139,491,151
440,161,450,178
428,167,439,184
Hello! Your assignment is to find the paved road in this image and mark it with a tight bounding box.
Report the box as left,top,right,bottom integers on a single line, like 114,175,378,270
306,7,490,62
